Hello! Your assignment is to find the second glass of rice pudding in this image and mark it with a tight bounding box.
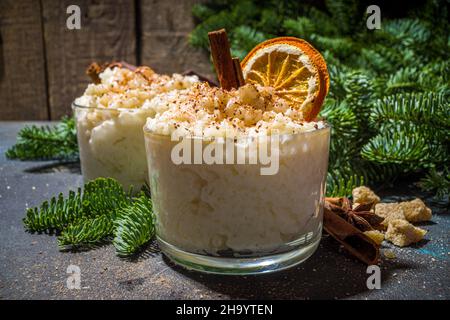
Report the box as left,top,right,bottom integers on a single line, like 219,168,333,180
73,64,198,190
144,82,330,274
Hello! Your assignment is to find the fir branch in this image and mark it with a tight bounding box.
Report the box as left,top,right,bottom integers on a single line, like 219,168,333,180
23,189,83,232
310,35,356,58
257,8,284,33
359,46,416,74
325,64,349,100
324,0,363,35
370,92,450,128
301,6,337,37
320,100,358,139
23,178,131,232
327,171,364,197
113,196,155,257
58,215,114,249
230,25,268,60
418,166,450,200
381,19,431,48
361,123,447,167
81,178,132,216
24,178,155,256
344,71,373,113
321,99,360,167
386,68,425,94
191,3,215,21
189,0,261,49
6,117,78,161
283,17,316,40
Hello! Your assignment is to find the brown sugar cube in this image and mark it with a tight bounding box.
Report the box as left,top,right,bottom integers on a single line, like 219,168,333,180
399,198,432,223
352,186,381,206
364,230,385,246
374,203,406,228
385,219,427,247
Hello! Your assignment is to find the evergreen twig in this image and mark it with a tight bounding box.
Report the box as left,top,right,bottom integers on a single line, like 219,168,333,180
6,117,78,161
24,178,154,256
113,196,155,257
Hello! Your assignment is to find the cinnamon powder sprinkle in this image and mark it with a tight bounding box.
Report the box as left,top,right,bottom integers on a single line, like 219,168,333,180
144,82,326,137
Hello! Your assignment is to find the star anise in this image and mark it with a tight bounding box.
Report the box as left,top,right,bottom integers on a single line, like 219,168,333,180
324,197,384,232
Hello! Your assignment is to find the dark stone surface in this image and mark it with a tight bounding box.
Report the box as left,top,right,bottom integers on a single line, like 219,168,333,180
0,122,448,300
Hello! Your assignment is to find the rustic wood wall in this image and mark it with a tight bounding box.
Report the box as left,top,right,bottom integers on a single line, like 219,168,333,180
0,0,211,120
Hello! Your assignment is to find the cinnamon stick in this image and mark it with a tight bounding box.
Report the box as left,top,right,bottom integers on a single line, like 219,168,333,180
208,29,244,90
323,200,380,265
232,57,245,87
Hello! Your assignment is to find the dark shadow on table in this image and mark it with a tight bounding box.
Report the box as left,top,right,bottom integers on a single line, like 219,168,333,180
122,241,161,262
408,238,431,249
24,161,81,174
415,221,437,227
162,235,422,299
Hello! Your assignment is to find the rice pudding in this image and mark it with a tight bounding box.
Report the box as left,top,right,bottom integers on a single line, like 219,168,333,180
73,65,198,190
144,83,330,273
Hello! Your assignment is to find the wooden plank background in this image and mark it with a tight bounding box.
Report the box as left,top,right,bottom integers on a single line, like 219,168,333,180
0,0,49,120
0,0,211,120
140,0,212,75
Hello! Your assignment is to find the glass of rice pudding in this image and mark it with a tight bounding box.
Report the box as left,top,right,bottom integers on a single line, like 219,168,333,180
144,82,330,274
73,64,198,191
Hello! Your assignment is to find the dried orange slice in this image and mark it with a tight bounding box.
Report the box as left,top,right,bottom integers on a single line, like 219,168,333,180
241,37,329,121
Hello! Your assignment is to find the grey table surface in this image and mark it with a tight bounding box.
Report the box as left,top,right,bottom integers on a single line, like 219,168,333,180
0,121,448,300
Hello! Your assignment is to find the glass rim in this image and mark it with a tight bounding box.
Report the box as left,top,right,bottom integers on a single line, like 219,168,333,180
143,121,331,141
71,101,145,112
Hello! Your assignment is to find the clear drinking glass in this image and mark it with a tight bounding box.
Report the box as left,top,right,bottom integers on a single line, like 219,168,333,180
73,102,153,191
143,124,330,274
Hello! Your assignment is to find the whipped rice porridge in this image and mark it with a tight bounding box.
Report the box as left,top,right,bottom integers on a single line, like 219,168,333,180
144,83,330,256
73,66,198,190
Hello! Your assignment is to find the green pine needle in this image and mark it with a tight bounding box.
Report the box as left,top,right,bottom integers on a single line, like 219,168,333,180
361,123,448,166
23,178,155,256
6,117,78,161
327,171,364,197
23,189,84,232
381,19,431,47
113,196,155,257
191,3,215,21
370,92,449,128
230,25,268,59
58,215,114,249
81,178,133,216
418,166,450,200
23,178,132,232
283,17,316,39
